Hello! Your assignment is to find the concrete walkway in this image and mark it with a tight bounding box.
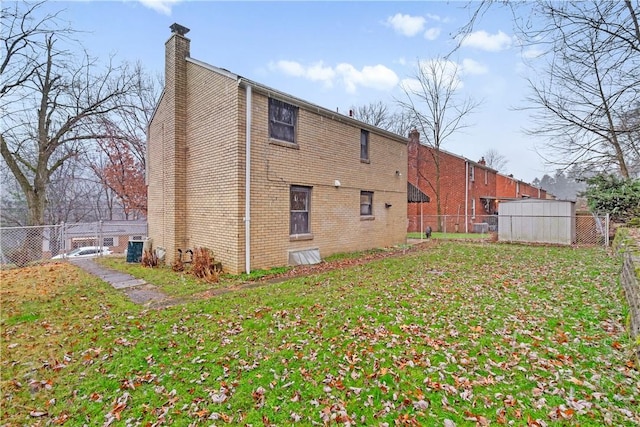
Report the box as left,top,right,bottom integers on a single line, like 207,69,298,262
70,258,172,307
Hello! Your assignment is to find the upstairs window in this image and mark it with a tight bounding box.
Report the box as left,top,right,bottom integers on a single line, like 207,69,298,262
360,191,373,216
290,186,311,234
360,130,369,161
269,98,298,143
469,165,475,182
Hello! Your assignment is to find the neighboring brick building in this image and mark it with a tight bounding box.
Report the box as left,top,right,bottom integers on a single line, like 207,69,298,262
147,24,408,274
496,173,547,200
407,130,547,233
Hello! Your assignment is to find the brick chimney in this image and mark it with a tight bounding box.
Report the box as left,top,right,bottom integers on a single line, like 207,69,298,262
408,129,420,156
164,24,190,258
478,156,486,166
407,129,421,185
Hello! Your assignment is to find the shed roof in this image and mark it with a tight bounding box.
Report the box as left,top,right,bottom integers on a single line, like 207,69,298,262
408,182,430,203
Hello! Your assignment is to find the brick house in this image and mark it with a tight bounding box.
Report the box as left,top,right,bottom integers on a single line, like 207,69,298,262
407,130,547,233
147,24,408,274
496,173,547,200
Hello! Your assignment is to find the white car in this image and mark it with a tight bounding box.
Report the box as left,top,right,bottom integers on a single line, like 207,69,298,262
52,246,112,260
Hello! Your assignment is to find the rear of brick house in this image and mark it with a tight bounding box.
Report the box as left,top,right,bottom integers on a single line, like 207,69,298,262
407,130,499,233
407,131,550,233
496,173,548,200
147,25,408,274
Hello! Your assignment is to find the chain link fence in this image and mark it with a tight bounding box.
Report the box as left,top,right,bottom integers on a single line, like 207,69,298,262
0,220,147,267
408,213,610,246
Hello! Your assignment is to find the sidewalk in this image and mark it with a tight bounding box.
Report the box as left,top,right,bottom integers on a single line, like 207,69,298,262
70,258,171,307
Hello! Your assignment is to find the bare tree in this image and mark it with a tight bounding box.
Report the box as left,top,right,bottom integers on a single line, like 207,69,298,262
88,64,160,218
459,1,640,178
351,101,416,137
397,58,481,230
620,105,640,177
0,2,139,261
351,101,390,128
482,148,508,171
46,159,105,224
522,1,639,178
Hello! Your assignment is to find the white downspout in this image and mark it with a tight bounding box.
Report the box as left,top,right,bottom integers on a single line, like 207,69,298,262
244,84,252,273
465,161,469,233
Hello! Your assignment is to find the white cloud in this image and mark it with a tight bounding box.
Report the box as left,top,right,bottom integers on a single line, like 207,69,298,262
418,58,464,90
423,27,441,41
336,63,399,93
306,62,336,83
271,60,305,77
402,58,488,93
270,60,398,94
460,30,513,52
269,60,335,87
399,77,423,94
137,0,181,15
386,13,426,37
461,58,488,75
522,46,544,59
425,13,450,23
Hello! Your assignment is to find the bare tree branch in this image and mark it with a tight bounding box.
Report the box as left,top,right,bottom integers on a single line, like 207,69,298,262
397,57,481,230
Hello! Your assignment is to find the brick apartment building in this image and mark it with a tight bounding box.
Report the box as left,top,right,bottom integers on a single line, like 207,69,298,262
496,173,548,200
147,24,409,273
407,130,547,233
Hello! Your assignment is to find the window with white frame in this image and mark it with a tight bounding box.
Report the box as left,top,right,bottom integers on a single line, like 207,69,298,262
469,165,475,182
269,98,298,143
471,199,476,219
290,186,311,234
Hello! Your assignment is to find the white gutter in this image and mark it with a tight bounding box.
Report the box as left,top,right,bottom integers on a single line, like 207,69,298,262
465,161,469,233
244,84,252,273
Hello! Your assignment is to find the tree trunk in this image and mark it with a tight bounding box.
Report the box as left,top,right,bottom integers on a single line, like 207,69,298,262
434,150,443,232
24,184,47,261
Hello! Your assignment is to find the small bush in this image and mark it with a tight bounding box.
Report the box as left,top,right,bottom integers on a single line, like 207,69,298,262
172,259,184,272
192,247,221,283
141,249,158,268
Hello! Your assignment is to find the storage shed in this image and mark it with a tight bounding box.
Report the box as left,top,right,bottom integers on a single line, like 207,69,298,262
498,199,576,245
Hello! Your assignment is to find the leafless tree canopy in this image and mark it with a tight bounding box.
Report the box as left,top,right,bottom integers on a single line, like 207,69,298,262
0,1,141,230
398,58,481,151
0,2,148,259
460,1,640,178
350,101,416,137
520,1,640,178
482,148,508,172
397,57,481,228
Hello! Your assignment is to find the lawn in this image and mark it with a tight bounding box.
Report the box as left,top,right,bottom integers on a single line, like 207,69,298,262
407,232,490,240
1,242,638,426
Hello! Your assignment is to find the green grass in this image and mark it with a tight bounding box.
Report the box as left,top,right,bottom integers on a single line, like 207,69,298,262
408,231,490,239
1,242,637,426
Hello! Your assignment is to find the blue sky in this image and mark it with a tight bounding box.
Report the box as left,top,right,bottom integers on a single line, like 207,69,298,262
39,0,549,182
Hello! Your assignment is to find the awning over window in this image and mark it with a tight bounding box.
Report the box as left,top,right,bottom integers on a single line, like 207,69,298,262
408,182,430,203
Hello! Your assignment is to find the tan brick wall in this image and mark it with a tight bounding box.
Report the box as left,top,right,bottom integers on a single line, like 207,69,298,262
183,62,243,273
150,40,407,274
147,93,167,251
245,90,407,271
